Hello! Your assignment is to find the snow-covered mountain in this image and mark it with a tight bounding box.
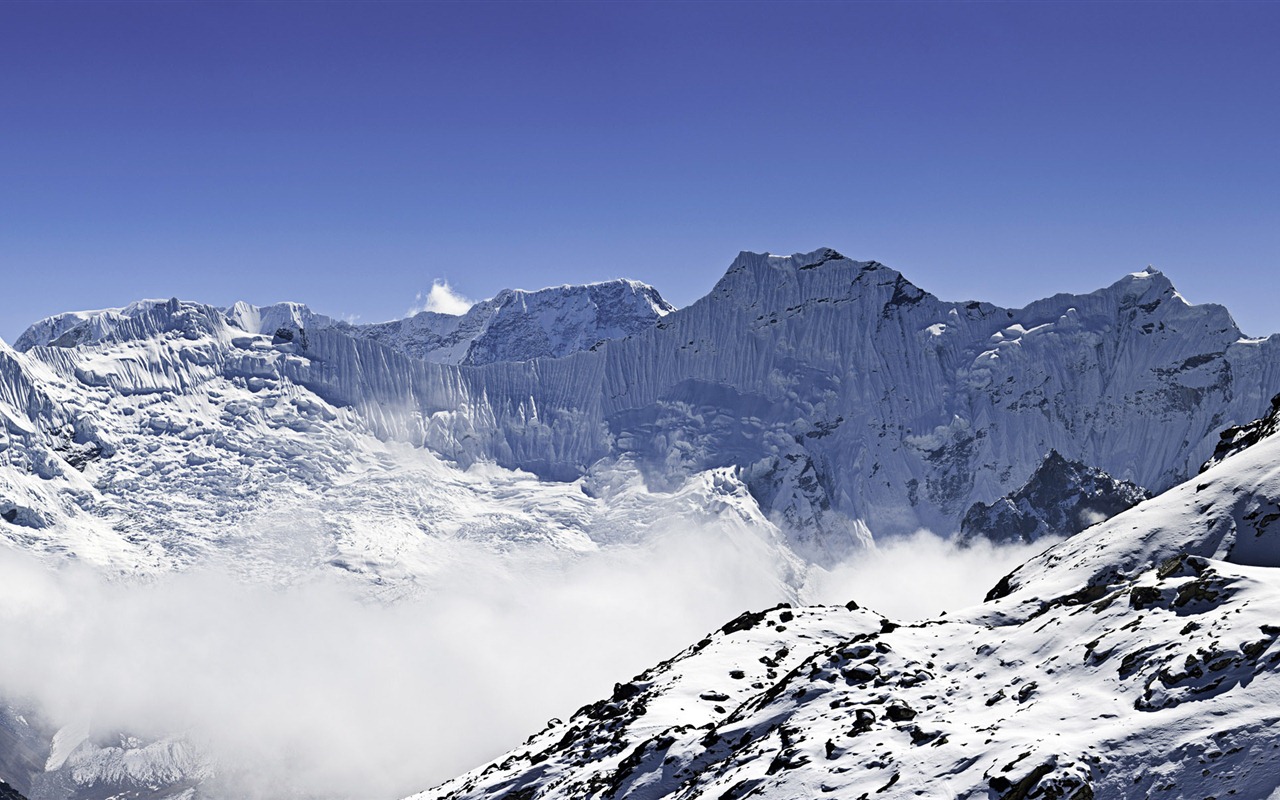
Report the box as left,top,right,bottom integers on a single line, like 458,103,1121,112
4,249,1280,572
411,394,1280,800
0,293,774,588
284,249,1280,552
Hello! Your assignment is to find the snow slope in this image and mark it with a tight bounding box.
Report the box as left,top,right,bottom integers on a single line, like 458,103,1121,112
413,396,1280,800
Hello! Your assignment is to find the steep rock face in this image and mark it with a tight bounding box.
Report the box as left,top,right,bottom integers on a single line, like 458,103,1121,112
345,280,675,365
958,450,1151,544
413,401,1280,800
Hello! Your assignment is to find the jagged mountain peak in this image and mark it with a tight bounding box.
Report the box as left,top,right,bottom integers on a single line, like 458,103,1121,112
960,449,1151,545
1107,264,1181,304
484,278,675,317
722,247,881,279
347,277,675,366
223,300,340,337
705,248,933,318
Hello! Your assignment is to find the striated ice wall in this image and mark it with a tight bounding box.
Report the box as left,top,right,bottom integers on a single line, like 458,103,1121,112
7,249,1280,546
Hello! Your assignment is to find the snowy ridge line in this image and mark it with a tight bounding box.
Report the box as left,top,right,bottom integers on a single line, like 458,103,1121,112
15,280,675,369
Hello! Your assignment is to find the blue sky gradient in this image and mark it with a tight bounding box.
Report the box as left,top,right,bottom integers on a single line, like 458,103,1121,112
2,1,1278,339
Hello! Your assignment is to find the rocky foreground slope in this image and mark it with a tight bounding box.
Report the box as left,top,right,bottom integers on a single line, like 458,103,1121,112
412,397,1280,800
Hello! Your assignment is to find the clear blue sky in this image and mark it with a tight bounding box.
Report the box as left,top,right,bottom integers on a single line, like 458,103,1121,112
2,1,1278,341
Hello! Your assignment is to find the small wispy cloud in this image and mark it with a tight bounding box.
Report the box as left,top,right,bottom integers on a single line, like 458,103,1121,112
408,280,473,317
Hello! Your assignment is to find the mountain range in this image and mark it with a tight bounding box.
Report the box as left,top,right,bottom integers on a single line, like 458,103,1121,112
6,249,1279,571
2,248,1279,798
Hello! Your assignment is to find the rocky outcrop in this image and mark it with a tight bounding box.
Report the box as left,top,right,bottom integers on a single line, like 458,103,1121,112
959,450,1151,544
1202,392,1280,472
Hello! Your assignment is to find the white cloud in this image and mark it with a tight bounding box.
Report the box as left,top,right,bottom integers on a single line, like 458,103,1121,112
0,512,1059,798
408,280,473,317
0,524,789,799
805,529,1061,622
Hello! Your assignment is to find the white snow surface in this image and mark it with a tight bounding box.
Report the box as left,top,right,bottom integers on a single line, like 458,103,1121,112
410,411,1280,800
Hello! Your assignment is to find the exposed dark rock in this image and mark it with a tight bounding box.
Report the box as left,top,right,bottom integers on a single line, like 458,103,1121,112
961,451,1151,544
1203,393,1280,471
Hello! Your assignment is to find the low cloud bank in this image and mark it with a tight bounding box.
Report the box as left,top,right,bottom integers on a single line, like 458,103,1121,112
0,525,789,799
807,529,1060,621
0,520,1057,797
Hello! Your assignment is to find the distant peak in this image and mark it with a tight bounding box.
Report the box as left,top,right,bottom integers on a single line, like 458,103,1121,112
1100,266,1177,302
727,248,857,275
485,279,674,316
795,248,847,269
